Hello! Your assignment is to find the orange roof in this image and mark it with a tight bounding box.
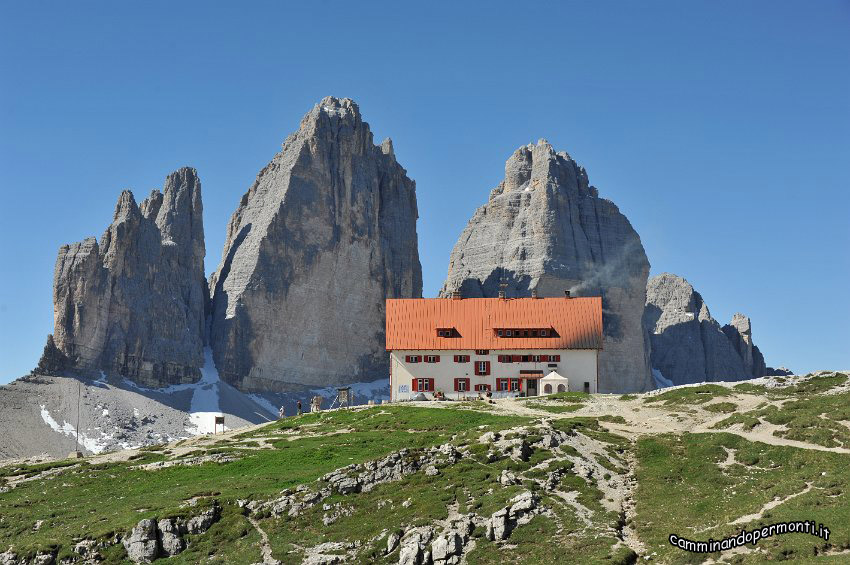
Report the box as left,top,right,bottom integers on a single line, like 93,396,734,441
385,297,603,351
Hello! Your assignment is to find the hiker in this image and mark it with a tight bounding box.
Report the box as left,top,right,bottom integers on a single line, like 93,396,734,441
297,399,302,416
278,405,285,419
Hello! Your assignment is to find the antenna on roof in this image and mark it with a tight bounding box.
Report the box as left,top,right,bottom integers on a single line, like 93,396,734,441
498,267,507,300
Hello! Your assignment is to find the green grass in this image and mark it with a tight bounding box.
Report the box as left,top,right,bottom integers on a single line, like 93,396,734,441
0,406,529,561
711,390,850,448
644,384,732,406
703,401,737,414
524,402,583,414
635,432,850,564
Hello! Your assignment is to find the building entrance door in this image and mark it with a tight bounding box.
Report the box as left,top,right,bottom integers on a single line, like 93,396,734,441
526,379,538,396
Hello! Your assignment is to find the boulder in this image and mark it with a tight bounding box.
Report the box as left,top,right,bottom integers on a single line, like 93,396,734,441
209,97,422,393
440,140,652,393
157,518,185,556
42,168,207,387
123,519,159,563
185,504,220,534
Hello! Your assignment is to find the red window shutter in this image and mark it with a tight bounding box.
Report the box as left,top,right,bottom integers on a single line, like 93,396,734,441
412,378,418,392
484,361,490,376
512,355,520,362
541,355,549,362
428,378,435,391
405,355,410,362
453,378,459,391
453,355,458,362
436,355,440,362
553,355,561,362
518,379,523,391
464,378,470,390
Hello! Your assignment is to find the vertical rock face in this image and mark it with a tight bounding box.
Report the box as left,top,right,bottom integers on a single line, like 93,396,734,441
44,168,207,387
722,313,767,378
440,140,653,393
644,273,750,385
209,97,422,392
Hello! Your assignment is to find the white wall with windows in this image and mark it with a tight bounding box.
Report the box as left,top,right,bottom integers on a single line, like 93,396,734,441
388,349,598,401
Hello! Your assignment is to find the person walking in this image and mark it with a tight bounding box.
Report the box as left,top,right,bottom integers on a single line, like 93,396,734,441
278,405,285,419
296,399,302,416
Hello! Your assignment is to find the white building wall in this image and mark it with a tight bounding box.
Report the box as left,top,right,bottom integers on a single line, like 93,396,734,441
388,349,598,401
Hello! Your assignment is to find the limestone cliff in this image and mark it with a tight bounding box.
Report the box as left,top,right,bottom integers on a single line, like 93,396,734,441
209,97,422,392
722,313,767,378
440,140,653,393
644,274,751,385
42,168,207,387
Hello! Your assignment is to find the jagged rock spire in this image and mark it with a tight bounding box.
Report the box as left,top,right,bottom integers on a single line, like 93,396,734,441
209,97,422,392
440,139,653,393
42,168,207,387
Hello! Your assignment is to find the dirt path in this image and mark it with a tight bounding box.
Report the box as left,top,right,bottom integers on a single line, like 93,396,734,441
485,394,850,454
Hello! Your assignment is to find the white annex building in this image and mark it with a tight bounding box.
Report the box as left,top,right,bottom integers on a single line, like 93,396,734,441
385,294,603,401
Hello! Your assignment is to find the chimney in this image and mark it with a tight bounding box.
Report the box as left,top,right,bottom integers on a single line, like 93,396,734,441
531,289,538,299
498,289,506,299
452,290,462,300
564,290,571,298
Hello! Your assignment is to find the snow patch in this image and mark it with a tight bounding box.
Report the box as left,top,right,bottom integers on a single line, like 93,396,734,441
186,347,226,435
652,368,674,389
39,405,110,454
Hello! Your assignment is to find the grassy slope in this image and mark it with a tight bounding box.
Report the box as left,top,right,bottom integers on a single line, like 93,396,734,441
2,373,849,564
0,407,528,562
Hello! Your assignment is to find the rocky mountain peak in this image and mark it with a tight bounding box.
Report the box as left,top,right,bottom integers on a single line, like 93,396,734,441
644,273,775,385
442,140,652,392
209,97,421,393
495,139,592,200
40,167,207,387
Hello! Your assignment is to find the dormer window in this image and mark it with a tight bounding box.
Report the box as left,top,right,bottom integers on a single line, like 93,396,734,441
494,328,556,338
436,328,456,337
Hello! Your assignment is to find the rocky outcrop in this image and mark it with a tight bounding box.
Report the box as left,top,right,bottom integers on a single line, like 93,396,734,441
722,313,767,378
209,97,422,392
122,504,220,563
440,140,652,393
42,168,207,387
644,274,752,385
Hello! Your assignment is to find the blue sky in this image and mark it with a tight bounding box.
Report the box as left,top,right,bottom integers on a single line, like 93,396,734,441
1,1,848,382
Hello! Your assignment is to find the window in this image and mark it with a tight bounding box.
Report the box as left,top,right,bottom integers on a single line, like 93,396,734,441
552,355,561,362
474,384,491,392
474,361,490,376
531,355,542,363
412,378,434,392
494,328,555,338
453,355,470,363
454,378,470,392
425,355,440,363
405,355,422,363
475,349,489,355
496,378,520,391
498,355,513,363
